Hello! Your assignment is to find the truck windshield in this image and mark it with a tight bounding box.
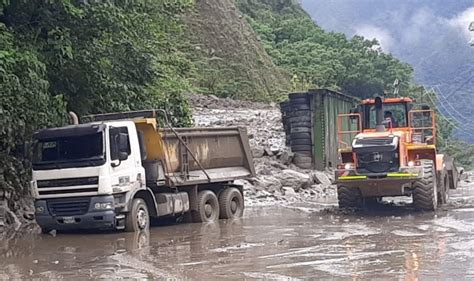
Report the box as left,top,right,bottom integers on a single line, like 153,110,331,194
33,133,105,170
366,103,408,128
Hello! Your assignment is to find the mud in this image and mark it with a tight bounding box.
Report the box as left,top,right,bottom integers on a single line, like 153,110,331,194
1,182,474,279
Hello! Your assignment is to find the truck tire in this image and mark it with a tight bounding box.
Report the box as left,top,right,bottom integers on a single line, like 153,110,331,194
41,228,52,234
192,190,220,223
219,188,244,219
289,116,311,123
291,127,311,133
291,145,312,152
291,132,311,140
291,122,311,128
290,110,311,117
413,160,438,211
337,185,363,210
291,138,311,145
125,198,150,232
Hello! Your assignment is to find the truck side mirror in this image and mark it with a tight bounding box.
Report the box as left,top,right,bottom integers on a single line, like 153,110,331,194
118,151,128,161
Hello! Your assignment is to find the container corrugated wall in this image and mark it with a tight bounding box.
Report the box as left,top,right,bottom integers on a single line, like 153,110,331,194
310,89,358,170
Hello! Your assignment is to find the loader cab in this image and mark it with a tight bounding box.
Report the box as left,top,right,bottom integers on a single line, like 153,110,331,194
360,97,413,131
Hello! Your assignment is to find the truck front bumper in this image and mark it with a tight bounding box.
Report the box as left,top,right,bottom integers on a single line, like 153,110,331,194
335,168,423,197
34,195,117,231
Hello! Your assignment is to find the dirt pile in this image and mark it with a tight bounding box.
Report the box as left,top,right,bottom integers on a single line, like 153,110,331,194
188,93,337,205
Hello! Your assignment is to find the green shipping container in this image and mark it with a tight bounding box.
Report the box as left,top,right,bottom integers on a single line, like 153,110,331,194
285,89,358,170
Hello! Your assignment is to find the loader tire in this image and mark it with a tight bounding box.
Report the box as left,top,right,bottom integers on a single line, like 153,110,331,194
337,185,363,210
413,160,438,211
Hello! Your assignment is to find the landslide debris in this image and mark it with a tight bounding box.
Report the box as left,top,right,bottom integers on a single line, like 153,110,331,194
188,93,337,206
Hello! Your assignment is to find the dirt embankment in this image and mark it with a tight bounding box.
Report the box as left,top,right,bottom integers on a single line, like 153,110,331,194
187,93,337,206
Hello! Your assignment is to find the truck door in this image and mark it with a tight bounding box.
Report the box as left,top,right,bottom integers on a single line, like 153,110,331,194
109,126,141,193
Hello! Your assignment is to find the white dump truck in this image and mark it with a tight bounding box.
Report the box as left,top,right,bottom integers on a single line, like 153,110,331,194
31,110,255,233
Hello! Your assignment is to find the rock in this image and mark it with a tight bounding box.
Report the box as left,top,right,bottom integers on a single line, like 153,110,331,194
279,150,294,166
311,170,332,186
282,187,297,196
264,148,274,156
276,169,311,192
252,147,265,158
253,176,282,194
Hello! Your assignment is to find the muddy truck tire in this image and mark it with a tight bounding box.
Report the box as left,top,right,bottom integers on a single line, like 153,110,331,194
413,160,438,211
219,187,244,219
125,198,150,232
337,185,363,210
192,190,220,223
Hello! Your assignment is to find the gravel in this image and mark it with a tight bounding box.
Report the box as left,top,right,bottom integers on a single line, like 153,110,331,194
188,93,337,206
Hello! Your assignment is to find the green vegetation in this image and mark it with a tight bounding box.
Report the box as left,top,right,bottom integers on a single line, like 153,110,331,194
1,0,194,198
236,0,413,99
235,0,473,167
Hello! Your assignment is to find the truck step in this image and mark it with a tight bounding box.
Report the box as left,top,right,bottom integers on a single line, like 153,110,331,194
116,214,125,220
115,225,125,230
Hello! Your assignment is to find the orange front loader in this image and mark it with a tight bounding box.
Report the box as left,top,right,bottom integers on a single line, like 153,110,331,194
335,96,459,211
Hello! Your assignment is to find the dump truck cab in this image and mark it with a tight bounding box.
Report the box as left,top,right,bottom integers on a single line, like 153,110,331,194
336,97,458,211
31,110,255,233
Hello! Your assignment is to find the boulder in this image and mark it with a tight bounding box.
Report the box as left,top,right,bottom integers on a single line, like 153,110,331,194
311,170,332,186
276,169,311,192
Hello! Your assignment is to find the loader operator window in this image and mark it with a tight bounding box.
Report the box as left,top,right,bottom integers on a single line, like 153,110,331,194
366,103,408,129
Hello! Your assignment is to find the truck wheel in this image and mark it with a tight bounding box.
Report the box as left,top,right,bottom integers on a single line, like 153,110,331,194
125,198,150,232
337,185,363,210
192,190,220,223
413,160,438,211
219,188,244,219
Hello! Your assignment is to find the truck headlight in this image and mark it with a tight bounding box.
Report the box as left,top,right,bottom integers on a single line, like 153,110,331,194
35,206,45,214
94,202,113,210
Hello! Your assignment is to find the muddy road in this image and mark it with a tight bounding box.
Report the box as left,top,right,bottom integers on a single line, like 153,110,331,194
1,184,474,280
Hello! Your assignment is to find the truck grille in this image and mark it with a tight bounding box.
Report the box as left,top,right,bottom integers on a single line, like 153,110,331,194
37,176,99,196
37,177,98,188
47,197,91,216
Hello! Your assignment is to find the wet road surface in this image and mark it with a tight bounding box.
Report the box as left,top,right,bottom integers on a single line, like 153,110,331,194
2,184,474,280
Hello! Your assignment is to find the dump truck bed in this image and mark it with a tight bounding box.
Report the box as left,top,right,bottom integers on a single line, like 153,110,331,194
159,127,255,186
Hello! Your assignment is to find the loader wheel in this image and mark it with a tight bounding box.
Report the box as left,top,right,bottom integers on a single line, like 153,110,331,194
219,188,244,219
413,160,438,211
337,185,363,210
125,198,150,232
192,190,220,223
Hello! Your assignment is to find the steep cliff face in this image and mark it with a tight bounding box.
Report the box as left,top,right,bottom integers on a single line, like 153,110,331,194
185,0,290,101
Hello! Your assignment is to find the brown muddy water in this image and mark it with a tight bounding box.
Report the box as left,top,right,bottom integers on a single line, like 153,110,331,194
1,185,474,280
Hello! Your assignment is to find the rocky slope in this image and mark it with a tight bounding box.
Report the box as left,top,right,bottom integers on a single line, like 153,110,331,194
184,0,290,101
188,93,337,206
